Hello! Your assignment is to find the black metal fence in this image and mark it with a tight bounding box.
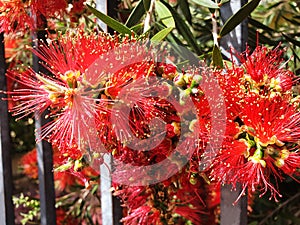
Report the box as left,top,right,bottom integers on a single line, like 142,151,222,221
0,1,248,224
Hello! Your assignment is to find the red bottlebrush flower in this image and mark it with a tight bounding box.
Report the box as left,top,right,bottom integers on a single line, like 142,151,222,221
214,45,294,121
54,171,78,192
56,207,79,225
171,172,207,224
0,0,34,34
273,150,300,177
113,186,151,210
115,167,209,225
209,139,248,183
4,35,19,59
156,62,177,80
20,149,38,179
206,45,299,201
6,31,154,152
234,156,282,201
208,93,300,200
54,167,99,191
240,45,293,95
0,0,68,35
214,65,245,119
31,0,67,19
205,182,220,210
52,145,99,190
21,147,99,191
69,0,86,22
121,205,161,225
114,186,158,225
240,95,300,145
173,205,203,225
210,142,281,201
6,68,29,111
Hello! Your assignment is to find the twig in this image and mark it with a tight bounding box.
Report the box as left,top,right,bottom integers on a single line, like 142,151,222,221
211,0,219,47
143,0,156,34
257,192,300,225
211,10,219,47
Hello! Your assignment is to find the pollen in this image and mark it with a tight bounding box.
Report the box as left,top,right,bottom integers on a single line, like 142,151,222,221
64,89,76,105
48,93,60,103
61,70,81,88
249,156,266,167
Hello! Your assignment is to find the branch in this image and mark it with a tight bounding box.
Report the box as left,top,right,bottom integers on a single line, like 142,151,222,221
257,192,300,225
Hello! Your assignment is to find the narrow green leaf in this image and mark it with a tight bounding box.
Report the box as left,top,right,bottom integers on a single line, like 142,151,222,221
219,0,261,37
248,17,274,34
161,1,201,55
167,35,200,69
266,1,283,9
212,45,224,68
290,45,300,62
248,28,278,46
151,27,173,42
156,1,176,28
87,4,133,35
220,0,230,5
130,23,144,33
178,0,192,24
143,0,151,11
190,0,219,9
125,0,146,27
168,34,188,56
282,33,300,47
282,15,300,26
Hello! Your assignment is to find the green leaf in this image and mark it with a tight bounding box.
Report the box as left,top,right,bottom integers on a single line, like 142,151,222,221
178,0,192,24
248,17,274,34
248,28,278,46
87,4,133,35
167,33,191,59
219,0,261,37
248,222,258,225
212,45,224,68
143,0,151,11
156,1,176,28
161,1,201,55
130,23,144,33
290,45,300,62
151,27,173,42
220,0,230,5
125,0,146,27
282,15,300,26
282,33,300,47
190,0,219,9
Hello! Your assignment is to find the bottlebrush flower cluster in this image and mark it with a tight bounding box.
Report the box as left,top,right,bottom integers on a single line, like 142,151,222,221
4,28,300,225
0,0,87,35
209,46,300,202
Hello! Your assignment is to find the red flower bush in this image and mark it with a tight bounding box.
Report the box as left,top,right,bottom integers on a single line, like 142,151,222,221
5,27,300,224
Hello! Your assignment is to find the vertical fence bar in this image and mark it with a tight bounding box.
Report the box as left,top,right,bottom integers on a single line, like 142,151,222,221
32,26,57,225
0,33,15,225
97,0,123,224
35,112,56,225
220,1,248,225
220,183,248,225
220,0,248,59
